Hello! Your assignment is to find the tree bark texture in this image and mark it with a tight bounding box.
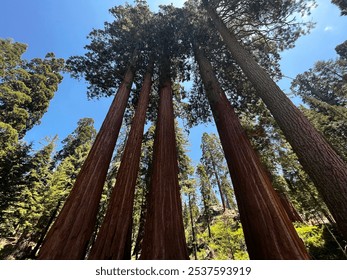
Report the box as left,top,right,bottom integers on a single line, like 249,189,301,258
140,78,189,260
88,64,153,259
38,66,135,259
194,43,309,259
276,191,303,223
204,3,347,240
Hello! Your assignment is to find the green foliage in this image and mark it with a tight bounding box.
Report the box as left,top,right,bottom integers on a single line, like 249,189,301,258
235,97,333,224
295,223,347,259
0,138,56,237
196,212,248,260
132,124,155,258
184,0,315,127
200,133,235,210
336,40,347,60
0,39,64,137
292,59,347,107
1,0,344,260
176,123,196,192
296,224,324,249
67,1,153,99
196,163,218,239
54,118,96,162
0,142,32,220
0,38,64,223
291,59,347,160
0,118,96,259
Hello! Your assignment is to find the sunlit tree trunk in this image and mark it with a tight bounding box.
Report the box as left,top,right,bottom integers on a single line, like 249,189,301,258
194,43,309,259
140,58,189,260
88,63,153,259
203,2,347,240
38,63,136,260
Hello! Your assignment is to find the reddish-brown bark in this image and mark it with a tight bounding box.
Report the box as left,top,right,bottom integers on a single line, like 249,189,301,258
140,78,189,260
204,3,347,240
38,66,135,260
194,43,309,259
88,64,153,260
276,191,303,223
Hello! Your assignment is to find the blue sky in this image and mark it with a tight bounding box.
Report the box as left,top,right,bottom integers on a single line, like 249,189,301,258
0,0,346,165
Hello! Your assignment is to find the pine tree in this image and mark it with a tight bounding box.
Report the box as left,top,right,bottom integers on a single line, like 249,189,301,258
291,59,347,161
176,124,198,259
0,38,64,218
0,138,56,259
0,118,97,259
0,39,64,136
200,133,234,212
29,118,96,258
196,164,217,239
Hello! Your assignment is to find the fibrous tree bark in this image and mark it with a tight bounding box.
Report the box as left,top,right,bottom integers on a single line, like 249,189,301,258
38,62,136,260
203,2,347,241
276,191,303,223
194,42,309,259
88,62,153,260
140,58,189,260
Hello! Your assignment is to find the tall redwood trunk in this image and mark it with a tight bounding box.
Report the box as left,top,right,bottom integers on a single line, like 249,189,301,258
203,2,347,240
88,64,153,259
194,43,309,259
38,65,136,260
140,65,189,260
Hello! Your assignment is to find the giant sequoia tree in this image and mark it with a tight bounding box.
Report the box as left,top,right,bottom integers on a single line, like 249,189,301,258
199,0,347,240
140,6,190,259
32,0,347,259
38,3,152,259
89,62,153,260
193,42,308,259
